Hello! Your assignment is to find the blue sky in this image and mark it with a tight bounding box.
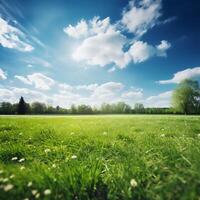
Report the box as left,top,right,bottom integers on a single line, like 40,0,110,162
0,0,200,108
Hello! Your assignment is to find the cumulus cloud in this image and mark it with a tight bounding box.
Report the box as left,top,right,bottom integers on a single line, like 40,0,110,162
64,19,88,39
75,84,98,91
72,28,130,69
64,17,112,39
158,67,200,84
121,0,162,37
0,87,50,104
56,82,125,106
156,40,171,56
15,75,32,85
15,73,55,90
60,82,124,106
143,90,172,107
58,83,73,91
0,78,173,108
129,40,171,63
0,81,138,107
0,68,7,80
64,1,171,69
121,89,143,99
0,17,34,52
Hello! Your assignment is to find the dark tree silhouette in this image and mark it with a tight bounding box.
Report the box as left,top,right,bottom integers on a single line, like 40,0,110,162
18,97,27,114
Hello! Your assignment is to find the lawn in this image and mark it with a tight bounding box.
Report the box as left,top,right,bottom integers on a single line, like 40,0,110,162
0,115,200,200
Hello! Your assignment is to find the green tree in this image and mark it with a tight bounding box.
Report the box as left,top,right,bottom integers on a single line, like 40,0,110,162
31,102,46,114
77,104,93,114
115,102,132,113
134,103,145,114
172,79,200,114
70,104,77,114
0,102,13,114
18,97,27,114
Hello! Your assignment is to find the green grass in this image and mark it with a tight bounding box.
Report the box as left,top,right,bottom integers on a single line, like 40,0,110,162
0,115,200,200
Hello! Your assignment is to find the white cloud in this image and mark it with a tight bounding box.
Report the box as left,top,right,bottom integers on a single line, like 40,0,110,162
15,75,32,85
128,40,171,63
158,67,200,84
64,17,112,39
0,82,125,107
0,17,34,52
75,84,98,91
23,56,51,68
58,81,125,106
72,28,130,69
0,87,50,104
27,64,33,68
64,8,171,69
0,80,174,108
96,82,124,93
143,90,172,107
0,68,7,80
120,88,143,105
129,41,156,63
64,20,88,39
121,0,162,37
122,89,143,99
58,83,73,91
15,73,55,90
162,16,177,24
90,82,124,103
156,40,171,56
108,66,116,73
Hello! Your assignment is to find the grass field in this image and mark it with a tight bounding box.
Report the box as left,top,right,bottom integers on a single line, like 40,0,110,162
0,115,200,200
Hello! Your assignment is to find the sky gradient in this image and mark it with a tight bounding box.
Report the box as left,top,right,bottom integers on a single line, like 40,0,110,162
0,0,200,108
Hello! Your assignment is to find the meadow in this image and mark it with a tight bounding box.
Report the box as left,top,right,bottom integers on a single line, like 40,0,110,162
0,115,200,200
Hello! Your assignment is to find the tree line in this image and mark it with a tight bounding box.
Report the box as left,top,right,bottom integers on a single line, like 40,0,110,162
0,99,174,115
0,79,200,115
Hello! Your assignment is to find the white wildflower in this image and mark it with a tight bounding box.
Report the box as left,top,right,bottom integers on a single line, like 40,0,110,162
11,157,18,161
19,158,25,163
44,149,51,153
52,164,56,168
20,166,25,170
35,193,40,198
32,190,38,195
10,174,15,179
44,189,51,195
130,179,138,188
161,134,165,137
3,178,9,183
4,184,14,191
27,181,32,187
71,155,77,159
